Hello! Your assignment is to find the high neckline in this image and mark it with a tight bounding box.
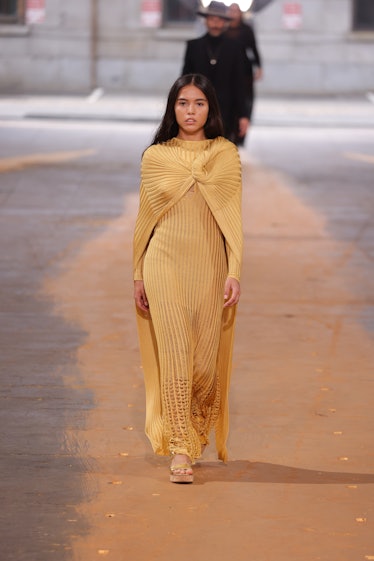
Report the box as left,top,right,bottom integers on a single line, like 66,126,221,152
168,137,215,150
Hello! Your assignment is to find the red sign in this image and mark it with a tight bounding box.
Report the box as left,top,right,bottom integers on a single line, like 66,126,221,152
141,0,162,28
282,2,302,30
26,0,45,25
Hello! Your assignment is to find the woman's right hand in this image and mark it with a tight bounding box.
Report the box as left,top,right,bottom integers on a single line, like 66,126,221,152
134,280,150,313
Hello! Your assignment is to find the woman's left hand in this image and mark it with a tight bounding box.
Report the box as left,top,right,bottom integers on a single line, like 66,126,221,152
223,277,241,307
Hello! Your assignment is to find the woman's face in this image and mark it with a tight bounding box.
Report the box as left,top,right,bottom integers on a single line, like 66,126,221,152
174,84,209,140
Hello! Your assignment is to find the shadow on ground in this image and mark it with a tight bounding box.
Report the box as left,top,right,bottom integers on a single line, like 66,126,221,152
122,455,374,486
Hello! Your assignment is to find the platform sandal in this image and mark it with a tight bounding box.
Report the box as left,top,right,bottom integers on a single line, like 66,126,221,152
170,455,194,484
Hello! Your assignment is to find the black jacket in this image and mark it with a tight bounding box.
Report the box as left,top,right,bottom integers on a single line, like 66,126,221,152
182,33,248,139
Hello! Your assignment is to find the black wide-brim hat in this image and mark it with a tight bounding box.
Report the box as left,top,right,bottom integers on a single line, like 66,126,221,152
196,1,233,20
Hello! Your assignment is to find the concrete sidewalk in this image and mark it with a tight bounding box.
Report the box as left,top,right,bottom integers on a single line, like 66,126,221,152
0,89,374,127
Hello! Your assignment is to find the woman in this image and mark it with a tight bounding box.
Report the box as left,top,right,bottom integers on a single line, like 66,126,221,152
133,73,243,483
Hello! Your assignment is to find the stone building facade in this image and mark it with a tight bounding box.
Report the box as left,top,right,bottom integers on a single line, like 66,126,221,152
0,0,373,95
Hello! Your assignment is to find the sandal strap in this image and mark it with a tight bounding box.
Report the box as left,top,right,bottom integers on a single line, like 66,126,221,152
170,463,192,471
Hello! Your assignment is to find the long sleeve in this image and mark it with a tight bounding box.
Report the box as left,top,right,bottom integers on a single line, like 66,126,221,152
226,243,241,281
247,25,262,68
232,42,249,118
134,259,144,281
182,41,193,75
133,179,153,281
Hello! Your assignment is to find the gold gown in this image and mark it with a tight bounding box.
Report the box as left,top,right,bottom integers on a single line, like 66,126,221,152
133,137,242,461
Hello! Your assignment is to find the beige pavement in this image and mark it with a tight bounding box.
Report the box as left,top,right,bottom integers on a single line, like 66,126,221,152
45,156,374,561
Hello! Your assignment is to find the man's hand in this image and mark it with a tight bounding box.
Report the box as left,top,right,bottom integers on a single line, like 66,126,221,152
254,67,263,81
238,117,249,138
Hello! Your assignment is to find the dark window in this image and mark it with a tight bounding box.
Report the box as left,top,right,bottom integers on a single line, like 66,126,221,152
163,0,198,24
353,0,374,30
0,0,25,24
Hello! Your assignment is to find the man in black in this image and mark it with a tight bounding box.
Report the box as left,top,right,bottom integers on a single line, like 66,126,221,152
182,1,249,144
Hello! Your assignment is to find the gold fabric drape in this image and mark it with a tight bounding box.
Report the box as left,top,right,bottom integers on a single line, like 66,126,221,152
133,136,243,461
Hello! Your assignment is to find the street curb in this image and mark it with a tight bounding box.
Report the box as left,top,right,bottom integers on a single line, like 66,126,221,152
1,112,373,128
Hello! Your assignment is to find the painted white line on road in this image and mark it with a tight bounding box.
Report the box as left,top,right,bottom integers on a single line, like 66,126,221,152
87,88,104,103
0,149,96,172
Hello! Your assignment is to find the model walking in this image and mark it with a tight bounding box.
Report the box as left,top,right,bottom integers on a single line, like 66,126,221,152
133,73,243,483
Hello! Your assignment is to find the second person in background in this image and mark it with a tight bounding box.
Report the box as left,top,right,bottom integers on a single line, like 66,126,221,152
225,2,263,145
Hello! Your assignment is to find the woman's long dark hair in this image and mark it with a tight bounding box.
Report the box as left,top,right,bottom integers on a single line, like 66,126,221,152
151,74,224,145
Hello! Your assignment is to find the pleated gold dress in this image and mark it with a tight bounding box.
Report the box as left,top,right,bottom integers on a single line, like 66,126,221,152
133,137,242,461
